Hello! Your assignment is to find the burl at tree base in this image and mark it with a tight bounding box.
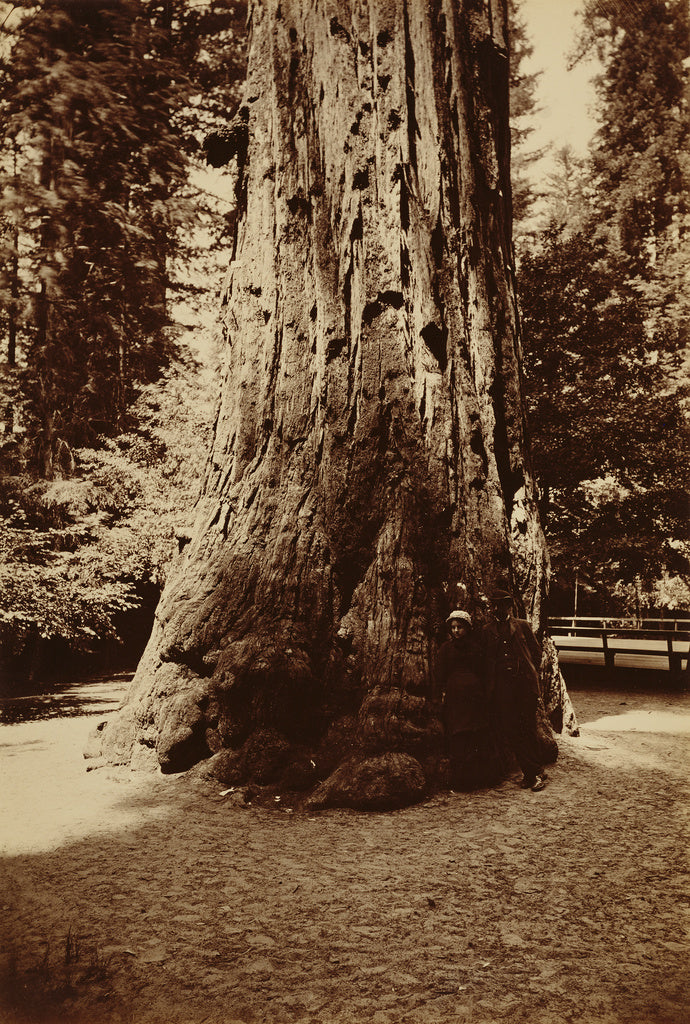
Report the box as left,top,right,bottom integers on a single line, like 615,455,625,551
96,0,576,809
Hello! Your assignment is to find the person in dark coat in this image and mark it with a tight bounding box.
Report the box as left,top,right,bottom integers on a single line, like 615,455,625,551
483,588,549,792
436,610,503,790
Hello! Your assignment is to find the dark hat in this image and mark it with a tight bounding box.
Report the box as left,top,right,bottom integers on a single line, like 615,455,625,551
491,588,513,602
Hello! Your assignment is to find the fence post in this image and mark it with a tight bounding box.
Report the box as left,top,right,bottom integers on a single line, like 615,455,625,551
667,636,683,685
601,630,615,672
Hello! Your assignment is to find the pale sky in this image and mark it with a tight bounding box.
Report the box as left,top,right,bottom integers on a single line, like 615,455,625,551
519,0,599,173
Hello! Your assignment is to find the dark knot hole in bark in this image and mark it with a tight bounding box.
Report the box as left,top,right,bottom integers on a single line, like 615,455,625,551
362,291,404,326
420,322,447,372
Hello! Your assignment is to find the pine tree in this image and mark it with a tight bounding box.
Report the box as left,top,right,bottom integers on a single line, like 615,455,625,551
540,145,591,235
508,0,543,225
151,0,249,315
520,224,689,611
584,0,690,271
0,0,193,474
516,0,690,613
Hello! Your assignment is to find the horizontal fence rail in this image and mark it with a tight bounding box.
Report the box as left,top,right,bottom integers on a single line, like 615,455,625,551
547,618,690,676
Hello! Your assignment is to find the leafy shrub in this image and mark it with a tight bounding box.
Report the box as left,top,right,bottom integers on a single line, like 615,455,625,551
0,339,220,666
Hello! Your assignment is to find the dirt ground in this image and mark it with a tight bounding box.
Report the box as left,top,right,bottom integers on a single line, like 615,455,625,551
1,685,689,1024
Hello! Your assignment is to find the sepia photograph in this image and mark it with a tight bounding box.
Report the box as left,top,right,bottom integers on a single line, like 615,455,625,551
0,0,688,1021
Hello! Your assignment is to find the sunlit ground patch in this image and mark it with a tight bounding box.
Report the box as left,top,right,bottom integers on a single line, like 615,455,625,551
0,717,169,857
585,710,690,734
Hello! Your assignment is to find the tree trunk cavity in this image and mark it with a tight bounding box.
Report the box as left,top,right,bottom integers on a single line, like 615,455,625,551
100,0,567,808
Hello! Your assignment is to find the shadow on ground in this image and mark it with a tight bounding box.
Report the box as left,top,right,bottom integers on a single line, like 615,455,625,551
1,687,688,1024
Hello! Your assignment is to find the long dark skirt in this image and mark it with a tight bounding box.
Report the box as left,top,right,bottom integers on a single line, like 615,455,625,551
447,727,506,791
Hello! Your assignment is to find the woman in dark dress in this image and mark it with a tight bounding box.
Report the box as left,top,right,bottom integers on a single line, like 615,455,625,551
436,610,504,790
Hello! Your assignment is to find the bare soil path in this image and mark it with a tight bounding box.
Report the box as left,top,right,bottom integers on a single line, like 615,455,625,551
1,686,688,1024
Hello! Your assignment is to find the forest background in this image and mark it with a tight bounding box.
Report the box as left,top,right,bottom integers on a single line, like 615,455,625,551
0,0,688,688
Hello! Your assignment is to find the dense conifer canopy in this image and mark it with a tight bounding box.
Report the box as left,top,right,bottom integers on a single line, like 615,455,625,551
516,0,690,612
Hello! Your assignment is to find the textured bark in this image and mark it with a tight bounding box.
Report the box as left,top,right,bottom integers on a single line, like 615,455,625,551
541,635,579,737
100,0,566,805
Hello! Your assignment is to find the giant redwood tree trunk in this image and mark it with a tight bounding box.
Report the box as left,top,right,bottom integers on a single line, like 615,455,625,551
100,0,571,807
